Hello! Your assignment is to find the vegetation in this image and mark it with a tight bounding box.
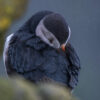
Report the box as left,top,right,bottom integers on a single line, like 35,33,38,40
0,78,76,100
0,0,28,56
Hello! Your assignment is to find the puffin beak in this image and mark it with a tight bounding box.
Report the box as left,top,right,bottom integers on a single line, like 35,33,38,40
61,44,66,52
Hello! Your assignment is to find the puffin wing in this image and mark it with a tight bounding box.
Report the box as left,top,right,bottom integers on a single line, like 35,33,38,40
3,33,46,76
65,43,81,89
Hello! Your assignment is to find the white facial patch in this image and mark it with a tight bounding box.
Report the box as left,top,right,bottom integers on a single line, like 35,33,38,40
3,33,14,67
64,26,71,45
36,19,60,49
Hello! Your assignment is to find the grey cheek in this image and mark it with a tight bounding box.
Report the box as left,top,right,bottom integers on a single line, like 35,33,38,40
36,20,60,48
49,39,60,48
53,41,60,48
45,33,60,48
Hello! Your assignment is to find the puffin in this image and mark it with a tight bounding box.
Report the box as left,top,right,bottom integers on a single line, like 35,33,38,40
3,11,81,90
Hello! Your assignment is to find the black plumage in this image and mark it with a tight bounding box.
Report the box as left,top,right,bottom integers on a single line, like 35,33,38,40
4,11,81,90
43,13,69,44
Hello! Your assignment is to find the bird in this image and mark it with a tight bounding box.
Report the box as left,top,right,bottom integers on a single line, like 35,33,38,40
3,10,81,90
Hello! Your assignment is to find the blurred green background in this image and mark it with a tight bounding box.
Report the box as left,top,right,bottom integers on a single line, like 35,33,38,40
0,0,28,55
0,0,100,100
0,78,75,100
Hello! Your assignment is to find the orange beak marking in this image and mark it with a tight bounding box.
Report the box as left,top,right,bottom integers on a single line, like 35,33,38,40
61,44,66,52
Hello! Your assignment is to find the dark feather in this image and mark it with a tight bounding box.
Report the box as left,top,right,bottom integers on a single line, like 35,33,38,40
65,43,81,89
5,11,81,90
6,34,81,89
7,34,69,84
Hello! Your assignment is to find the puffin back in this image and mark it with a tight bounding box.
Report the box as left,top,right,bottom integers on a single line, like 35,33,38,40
65,43,81,89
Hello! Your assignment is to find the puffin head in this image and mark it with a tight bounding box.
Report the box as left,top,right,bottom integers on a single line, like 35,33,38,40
36,13,71,51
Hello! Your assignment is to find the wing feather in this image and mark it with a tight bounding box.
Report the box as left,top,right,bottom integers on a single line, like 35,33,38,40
65,43,81,89
4,33,46,75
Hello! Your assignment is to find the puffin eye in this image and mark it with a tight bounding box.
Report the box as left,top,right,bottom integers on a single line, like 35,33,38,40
49,38,54,43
